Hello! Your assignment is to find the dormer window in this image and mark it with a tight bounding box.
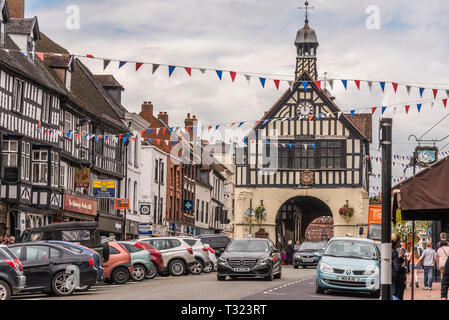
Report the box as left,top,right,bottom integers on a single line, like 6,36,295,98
27,36,35,53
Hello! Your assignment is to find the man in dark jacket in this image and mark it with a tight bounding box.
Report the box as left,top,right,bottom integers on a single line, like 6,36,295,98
286,240,294,265
392,233,407,300
441,253,449,300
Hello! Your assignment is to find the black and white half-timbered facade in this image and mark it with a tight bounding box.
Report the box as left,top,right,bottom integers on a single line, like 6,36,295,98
233,16,372,248
0,1,129,239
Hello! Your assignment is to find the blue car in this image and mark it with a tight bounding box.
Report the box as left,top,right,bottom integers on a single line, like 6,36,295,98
46,241,104,288
315,237,380,298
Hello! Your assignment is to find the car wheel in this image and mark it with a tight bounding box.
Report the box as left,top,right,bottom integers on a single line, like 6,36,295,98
274,265,282,279
203,263,213,273
146,265,157,279
52,271,76,296
315,279,325,294
0,280,11,300
265,269,274,281
76,285,92,292
169,260,186,276
189,259,203,275
131,264,147,281
217,275,226,281
294,264,299,269
112,267,130,284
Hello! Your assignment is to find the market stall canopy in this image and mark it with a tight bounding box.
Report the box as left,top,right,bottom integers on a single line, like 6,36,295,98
393,157,449,221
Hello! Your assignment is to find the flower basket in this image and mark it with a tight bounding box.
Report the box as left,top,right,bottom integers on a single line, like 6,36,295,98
254,205,267,227
339,203,354,223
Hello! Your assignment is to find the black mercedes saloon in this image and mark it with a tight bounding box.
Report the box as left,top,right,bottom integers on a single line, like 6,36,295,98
217,238,282,281
8,242,97,296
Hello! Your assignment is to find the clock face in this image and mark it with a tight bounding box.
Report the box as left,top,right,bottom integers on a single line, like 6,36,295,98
298,102,314,116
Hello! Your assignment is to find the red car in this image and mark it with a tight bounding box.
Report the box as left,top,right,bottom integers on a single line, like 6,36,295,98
135,242,164,278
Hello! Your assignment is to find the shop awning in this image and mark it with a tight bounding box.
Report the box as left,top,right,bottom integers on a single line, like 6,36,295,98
393,157,449,220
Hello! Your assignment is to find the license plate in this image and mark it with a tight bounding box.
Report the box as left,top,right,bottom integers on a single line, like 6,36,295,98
339,276,357,282
233,267,250,272
303,259,313,262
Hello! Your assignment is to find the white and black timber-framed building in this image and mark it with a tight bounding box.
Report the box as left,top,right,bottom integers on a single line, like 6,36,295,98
233,14,373,248
0,0,130,239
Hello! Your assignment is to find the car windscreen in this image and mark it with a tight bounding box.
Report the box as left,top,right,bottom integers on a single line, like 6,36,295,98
120,243,142,253
324,240,378,260
226,240,269,253
54,243,83,254
183,239,197,246
300,242,325,251
368,224,381,240
61,230,91,242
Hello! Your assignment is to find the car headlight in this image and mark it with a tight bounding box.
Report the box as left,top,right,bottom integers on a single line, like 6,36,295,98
319,262,334,273
256,258,270,266
363,266,379,275
218,257,228,265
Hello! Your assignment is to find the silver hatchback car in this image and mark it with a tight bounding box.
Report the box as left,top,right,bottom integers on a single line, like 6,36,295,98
139,237,196,276
181,237,212,274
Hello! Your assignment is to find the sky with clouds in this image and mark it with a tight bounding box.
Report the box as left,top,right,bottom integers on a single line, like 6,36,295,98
26,0,449,194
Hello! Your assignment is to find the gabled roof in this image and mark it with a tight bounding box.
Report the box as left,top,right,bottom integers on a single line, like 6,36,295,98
0,33,67,96
6,17,40,39
95,74,124,90
248,71,371,141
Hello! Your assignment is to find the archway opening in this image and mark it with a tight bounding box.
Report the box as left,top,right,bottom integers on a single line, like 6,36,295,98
275,196,333,249
305,216,334,242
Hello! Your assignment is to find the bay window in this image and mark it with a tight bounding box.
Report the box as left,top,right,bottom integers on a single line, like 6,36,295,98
32,150,48,185
21,141,31,181
2,140,18,167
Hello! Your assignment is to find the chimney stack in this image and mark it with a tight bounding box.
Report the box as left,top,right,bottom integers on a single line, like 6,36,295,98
7,0,25,19
157,111,169,126
184,113,198,141
139,101,154,122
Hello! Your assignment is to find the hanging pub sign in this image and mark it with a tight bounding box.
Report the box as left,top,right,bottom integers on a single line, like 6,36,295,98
415,146,438,167
93,180,116,198
114,198,130,210
75,168,90,188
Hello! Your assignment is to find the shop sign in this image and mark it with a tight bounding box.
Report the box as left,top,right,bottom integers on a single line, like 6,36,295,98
115,198,130,210
139,223,153,235
93,180,116,198
184,200,193,211
75,168,90,188
415,146,438,167
64,194,97,216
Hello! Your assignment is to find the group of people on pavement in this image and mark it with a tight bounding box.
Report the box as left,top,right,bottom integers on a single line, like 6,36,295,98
281,240,301,265
392,232,449,300
0,234,15,245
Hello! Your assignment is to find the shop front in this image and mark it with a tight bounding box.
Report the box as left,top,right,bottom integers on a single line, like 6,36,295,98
126,219,139,240
62,192,97,222
194,227,214,236
98,214,125,240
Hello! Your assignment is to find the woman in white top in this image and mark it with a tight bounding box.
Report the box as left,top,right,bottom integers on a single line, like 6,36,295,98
436,240,449,278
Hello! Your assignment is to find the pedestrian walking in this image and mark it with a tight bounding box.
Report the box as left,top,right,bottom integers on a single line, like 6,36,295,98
437,232,447,250
294,241,301,251
441,252,449,300
407,246,420,288
2,234,10,245
436,240,449,280
417,241,437,290
286,240,294,265
392,233,407,300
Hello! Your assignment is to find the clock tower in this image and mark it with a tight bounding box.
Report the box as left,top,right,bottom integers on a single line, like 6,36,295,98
295,1,319,80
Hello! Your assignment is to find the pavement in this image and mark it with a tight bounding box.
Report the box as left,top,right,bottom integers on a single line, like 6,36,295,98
11,265,377,300
403,269,441,300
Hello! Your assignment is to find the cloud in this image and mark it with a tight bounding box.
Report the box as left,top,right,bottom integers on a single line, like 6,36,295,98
27,0,449,191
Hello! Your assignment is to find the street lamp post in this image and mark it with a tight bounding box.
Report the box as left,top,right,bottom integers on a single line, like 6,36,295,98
380,118,392,300
246,198,254,238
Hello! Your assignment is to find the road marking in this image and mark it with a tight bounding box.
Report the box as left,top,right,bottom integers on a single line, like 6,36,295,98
262,276,314,294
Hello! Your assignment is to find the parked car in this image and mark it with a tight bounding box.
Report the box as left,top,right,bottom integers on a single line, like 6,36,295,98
45,240,104,290
19,222,110,264
293,241,326,269
118,241,154,281
197,234,231,257
134,241,164,278
103,242,133,284
8,242,97,296
139,237,196,276
315,237,380,298
0,245,26,300
181,237,212,274
204,243,217,272
217,238,282,281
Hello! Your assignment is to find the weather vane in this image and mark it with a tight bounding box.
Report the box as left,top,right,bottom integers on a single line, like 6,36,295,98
299,1,314,23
